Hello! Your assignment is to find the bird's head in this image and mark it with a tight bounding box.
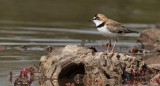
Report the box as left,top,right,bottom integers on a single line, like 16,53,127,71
92,14,107,26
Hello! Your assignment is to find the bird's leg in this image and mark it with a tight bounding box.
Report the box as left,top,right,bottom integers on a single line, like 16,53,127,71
110,38,117,53
108,38,111,47
105,38,111,54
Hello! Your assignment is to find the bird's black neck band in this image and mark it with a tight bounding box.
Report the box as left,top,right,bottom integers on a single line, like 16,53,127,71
97,22,105,28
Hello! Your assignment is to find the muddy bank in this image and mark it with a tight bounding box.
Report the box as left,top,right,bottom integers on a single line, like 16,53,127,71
18,45,158,86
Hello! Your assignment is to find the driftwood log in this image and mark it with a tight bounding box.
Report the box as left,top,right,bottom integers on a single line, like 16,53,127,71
37,45,154,86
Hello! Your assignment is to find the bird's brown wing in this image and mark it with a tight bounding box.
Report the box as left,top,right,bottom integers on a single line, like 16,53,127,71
106,19,138,34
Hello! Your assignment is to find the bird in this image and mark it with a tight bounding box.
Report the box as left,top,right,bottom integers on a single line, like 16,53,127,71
91,13,138,53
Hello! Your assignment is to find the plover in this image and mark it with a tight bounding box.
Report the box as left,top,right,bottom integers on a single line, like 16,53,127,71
92,13,138,53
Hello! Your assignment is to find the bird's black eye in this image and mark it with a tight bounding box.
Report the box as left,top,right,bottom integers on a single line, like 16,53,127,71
93,17,100,20
96,17,100,20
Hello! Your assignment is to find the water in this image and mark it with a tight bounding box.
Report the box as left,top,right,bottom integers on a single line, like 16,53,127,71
0,24,144,86
0,0,159,85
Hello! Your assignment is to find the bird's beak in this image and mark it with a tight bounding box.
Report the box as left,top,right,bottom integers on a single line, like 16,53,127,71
89,19,93,22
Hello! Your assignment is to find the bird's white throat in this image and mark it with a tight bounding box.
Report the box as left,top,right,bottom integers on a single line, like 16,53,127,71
93,20,103,27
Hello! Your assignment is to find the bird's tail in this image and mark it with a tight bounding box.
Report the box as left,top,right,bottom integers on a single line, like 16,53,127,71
127,29,139,34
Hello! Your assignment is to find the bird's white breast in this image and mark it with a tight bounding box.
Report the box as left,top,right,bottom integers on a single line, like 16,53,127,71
93,20,118,37
97,25,117,37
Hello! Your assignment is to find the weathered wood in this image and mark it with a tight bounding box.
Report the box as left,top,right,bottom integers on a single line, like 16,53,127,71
37,45,156,86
